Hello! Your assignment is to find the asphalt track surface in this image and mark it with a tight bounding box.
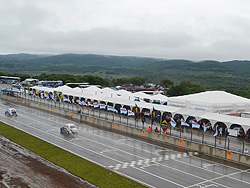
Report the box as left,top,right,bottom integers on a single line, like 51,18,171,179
1,98,250,188
17,91,250,155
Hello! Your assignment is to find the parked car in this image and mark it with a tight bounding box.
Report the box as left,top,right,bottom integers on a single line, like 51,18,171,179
60,123,78,135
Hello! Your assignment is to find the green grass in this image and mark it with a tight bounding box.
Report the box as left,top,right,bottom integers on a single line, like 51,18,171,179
0,121,146,188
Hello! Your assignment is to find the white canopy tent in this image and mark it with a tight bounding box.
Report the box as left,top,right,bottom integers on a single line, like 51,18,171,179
133,92,151,100
72,87,83,93
30,86,250,132
31,86,55,93
54,85,73,93
150,94,169,104
82,86,102,95
99,88,116,95
115,90,134,101
168,91,250,114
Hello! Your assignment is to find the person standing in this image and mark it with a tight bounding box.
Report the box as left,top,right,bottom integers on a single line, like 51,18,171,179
219,127,223,137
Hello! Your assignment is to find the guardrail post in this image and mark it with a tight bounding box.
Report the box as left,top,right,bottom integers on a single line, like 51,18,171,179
227,139,230,150
242,142,245,154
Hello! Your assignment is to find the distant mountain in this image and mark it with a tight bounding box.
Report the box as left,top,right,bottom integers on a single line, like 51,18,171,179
0,53,161,75
0,53,250,91
0,53,51,61
24,54,162,68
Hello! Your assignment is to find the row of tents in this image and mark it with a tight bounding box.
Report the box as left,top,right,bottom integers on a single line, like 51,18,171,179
28,85,250,135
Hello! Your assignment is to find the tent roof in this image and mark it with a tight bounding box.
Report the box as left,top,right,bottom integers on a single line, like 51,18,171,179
169,91,250,104
151,94,169,102
54,85,72,92
133,92,151,99
31,86,55,93
82,86,102,95
72,87,82,93
115,90,134,100
99,88,116,97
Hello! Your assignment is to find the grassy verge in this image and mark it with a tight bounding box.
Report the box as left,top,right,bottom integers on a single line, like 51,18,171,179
0,121,146,188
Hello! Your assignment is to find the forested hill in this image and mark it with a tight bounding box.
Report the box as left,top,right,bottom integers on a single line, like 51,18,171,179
0,53,161,75
0,53,250,91
0,53,50,61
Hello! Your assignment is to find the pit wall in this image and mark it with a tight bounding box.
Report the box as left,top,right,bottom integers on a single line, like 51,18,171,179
1,94,250,166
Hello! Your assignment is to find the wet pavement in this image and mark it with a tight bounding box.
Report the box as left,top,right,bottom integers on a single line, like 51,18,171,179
1,97,250,188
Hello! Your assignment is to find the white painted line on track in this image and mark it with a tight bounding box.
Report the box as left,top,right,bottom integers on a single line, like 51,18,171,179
2,102,165,154
0,117,105,168
187,169,250,188
0,104,235,188
1,101,250,188
0,114,184,188
114,171,156,188
8,112,230,188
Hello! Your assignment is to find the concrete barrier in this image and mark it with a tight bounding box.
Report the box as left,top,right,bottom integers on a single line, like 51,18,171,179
1,94,250,166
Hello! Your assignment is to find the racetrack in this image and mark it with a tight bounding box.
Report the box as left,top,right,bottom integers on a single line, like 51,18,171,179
1,98,250,188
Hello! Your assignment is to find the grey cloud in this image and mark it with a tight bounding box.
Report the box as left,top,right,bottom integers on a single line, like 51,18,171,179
1,0,250,61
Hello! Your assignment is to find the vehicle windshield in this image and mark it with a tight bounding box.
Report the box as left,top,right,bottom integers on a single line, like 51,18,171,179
70,125,76,128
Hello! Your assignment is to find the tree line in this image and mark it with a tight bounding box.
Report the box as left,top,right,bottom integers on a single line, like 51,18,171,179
1,72,249,99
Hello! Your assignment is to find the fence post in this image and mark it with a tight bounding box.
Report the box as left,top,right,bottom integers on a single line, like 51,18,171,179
159,115,162,134
215,136,216,147
191,129,193,141
202,132,204,144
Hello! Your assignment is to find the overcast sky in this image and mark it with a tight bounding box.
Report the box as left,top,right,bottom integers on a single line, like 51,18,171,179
1,0,250,61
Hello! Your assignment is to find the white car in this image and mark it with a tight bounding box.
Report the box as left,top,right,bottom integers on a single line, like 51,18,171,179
65,123,78,134
60,123,78,135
